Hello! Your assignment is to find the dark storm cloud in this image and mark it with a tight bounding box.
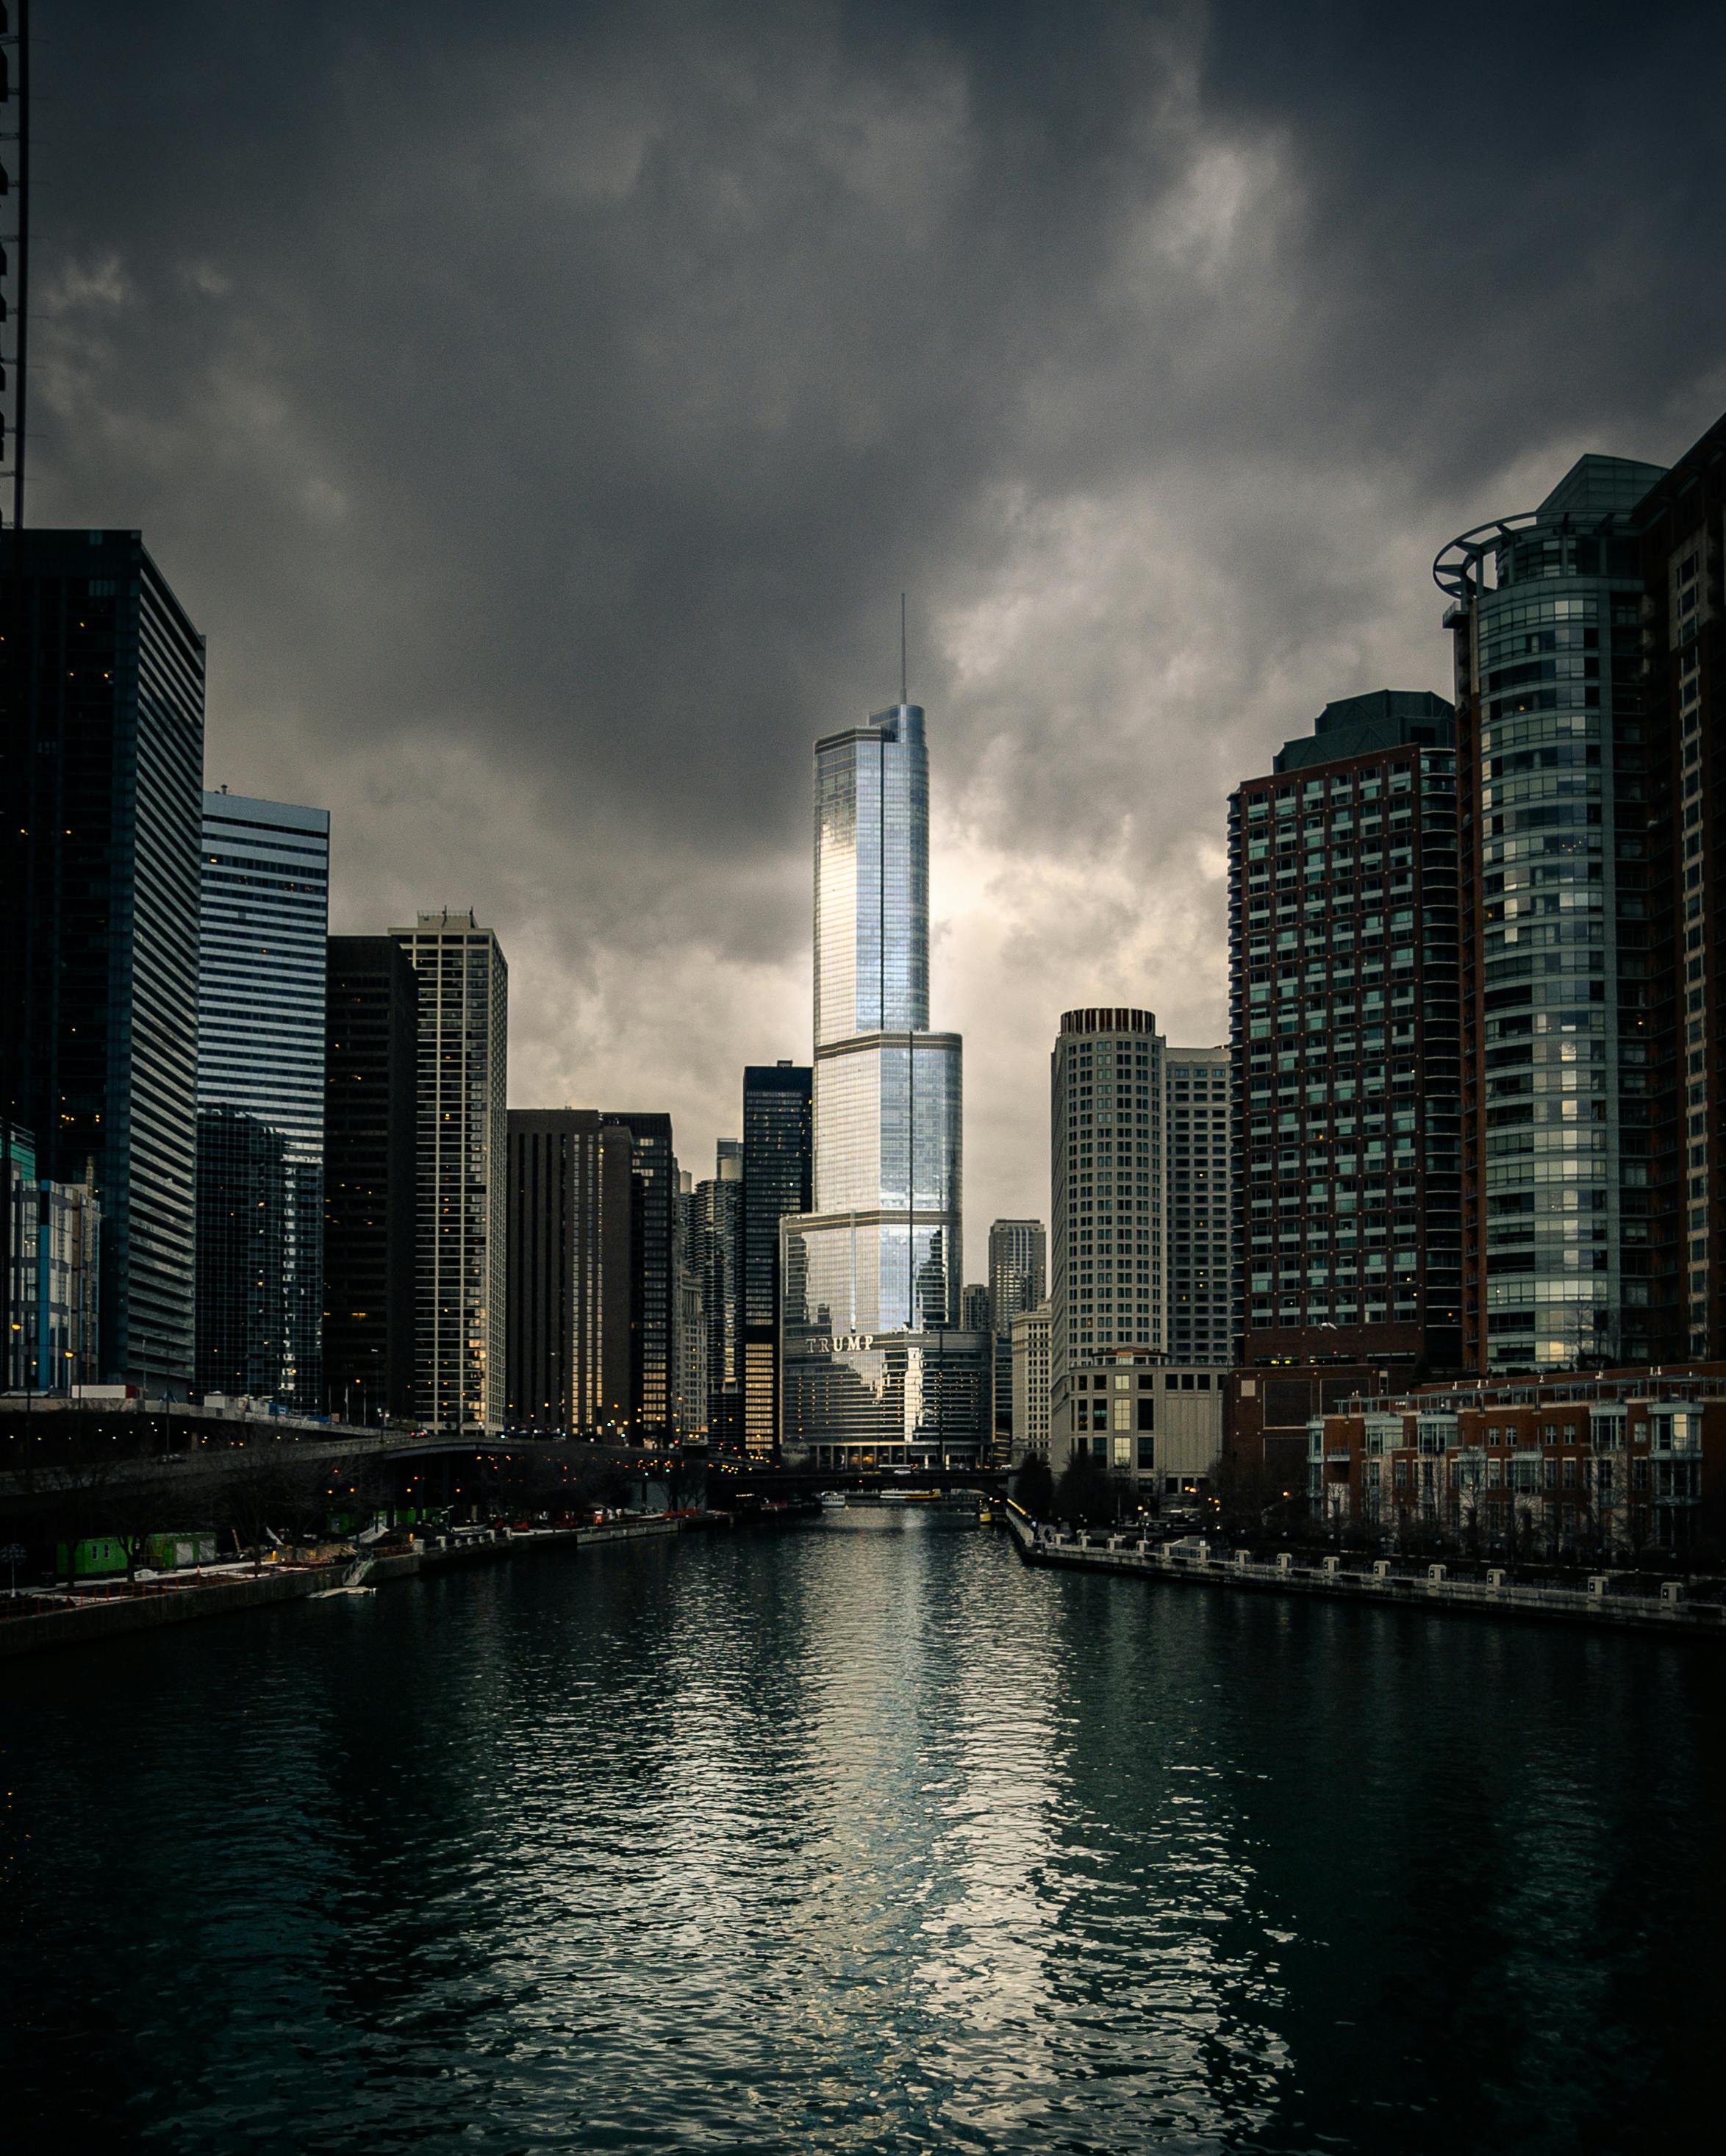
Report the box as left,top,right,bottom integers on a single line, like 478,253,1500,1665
32,1,1726,1233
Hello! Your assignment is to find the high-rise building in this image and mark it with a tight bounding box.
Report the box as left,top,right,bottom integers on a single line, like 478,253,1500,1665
1439,465,1667,1372
1635,415,1726,1358
324,936,419,1423
1228,691,1463,1378
741,1061,812,1456
1009,1303,1051,1463
194,1109,287,1400
987,1216,1046,1459
962,1282,992,1333
1051,1008,1163,1373
1050,1008,1164,1479
1162,1049,1233,1364
674,1169,706,1440
600,1111,678,1441
37,1172,101,1391
781,699,986,1467
1,1125,99,1394
1,531,204,1390
1048,1007,1226,1500
2,1125,35,1392
393,911,508,1430
196,791,329,1406
505,1109,635,1434
695,1140,744,1448
987,1220,1046,1333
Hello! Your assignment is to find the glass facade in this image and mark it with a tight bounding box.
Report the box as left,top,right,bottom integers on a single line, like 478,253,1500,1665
2,1125,37,1392
784,702,981,1463
696,1145,744,1448
1438,459,1667,1372
814,707,929,1045
987,1220,1046,1333
324,936,418,1424
1636,419,1726,1358
741,1063,812,1457
2,1123,101,1393
197,792,329,1406
778,1319,989,1469
505,1109,634,1436
195,1106,290,1400
601,1111,678,1441
674,1171,706,1440
986,1217,1046,1462
37,1175,101,1390
1,531,204,1389
394,912,508,1431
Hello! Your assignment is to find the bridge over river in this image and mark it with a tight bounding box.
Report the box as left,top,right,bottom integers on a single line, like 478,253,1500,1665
0,1397,1007,1564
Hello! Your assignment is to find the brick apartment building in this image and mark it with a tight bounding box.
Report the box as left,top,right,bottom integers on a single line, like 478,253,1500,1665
1307,1367,1725,1555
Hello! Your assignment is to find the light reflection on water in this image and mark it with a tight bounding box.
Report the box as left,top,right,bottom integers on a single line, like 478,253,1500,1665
3,1514,1720,2152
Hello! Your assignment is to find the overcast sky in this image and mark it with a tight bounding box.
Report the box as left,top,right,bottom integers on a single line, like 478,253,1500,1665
35,1,1726,1261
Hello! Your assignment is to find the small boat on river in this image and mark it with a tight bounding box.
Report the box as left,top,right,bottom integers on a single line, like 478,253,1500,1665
817,1491,848,1511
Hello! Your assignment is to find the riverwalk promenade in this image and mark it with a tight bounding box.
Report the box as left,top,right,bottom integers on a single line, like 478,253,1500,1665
0,1514,699,1659
1004,1503,1726,1636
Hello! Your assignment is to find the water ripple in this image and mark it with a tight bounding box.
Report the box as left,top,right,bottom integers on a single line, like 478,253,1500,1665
2,1514,1722,2154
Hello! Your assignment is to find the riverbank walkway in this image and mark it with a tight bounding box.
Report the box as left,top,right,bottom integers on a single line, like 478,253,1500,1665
1004,1503,1726,1636
0,1509,810,1658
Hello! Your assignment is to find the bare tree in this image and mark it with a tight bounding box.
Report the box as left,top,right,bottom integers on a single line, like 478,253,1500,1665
207,1444,330,1570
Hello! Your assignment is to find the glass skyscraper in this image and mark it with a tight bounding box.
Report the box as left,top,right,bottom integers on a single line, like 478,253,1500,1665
781,701,985,1467
986,1216,1046,1460
741,1062,812,1457
326,936,419,1423
696,1140,744,1448
196,791,329,1406
505,1109,636,1435
1439,458,1665,1372
1,531,204,1390
599,1110,678,1441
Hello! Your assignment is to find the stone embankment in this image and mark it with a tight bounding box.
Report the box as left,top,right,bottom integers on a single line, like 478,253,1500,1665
1003,1504,1725,1636
0,1516,686,1660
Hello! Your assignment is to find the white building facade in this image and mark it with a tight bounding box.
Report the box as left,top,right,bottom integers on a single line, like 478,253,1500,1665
1050,1007,1228,1501
1009,1303,1051,1461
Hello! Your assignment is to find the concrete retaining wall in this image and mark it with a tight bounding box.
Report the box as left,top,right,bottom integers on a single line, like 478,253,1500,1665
0,1568,326,1658
0,1516,687,1658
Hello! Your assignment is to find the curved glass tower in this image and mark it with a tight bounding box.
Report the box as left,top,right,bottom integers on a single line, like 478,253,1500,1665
781,703,984,1466
1437,454,1666,1373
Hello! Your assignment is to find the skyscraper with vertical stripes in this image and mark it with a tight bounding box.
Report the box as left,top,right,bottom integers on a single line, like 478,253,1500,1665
196,790,329,1406
1,531,204,1390
393,911,508,1430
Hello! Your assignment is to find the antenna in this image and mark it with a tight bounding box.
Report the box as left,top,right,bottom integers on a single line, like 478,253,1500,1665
1,0,29,532
900,592,907,706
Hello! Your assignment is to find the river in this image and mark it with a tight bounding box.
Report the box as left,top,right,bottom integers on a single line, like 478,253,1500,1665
3,1511,1720,2152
